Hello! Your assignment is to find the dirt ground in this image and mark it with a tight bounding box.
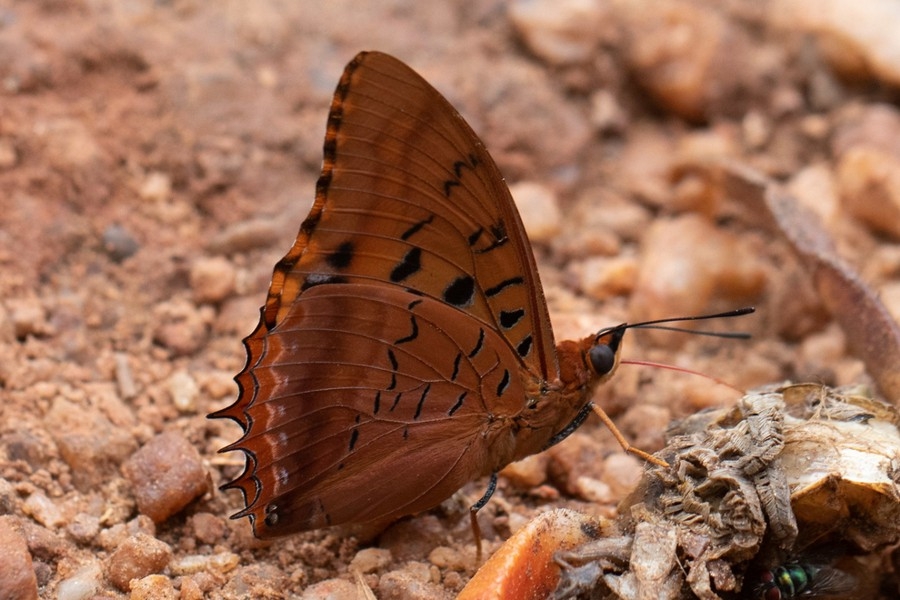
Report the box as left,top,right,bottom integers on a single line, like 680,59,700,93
3,1,900,598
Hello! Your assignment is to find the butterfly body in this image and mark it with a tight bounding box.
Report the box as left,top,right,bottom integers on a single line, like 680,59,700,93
211,51,625,538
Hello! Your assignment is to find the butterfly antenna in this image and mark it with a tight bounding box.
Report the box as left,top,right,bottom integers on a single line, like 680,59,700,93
603,306,755,339
635,324,751,340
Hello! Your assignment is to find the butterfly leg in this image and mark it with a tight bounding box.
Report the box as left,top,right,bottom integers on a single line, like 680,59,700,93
545,403,669,468
469,473,498,562
589,404,669,468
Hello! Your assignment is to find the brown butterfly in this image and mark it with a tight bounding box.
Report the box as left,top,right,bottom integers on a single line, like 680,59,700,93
210,51,748,540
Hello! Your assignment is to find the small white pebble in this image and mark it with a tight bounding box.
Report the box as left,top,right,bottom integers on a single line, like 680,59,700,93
168,370,200,413
57,563,102,600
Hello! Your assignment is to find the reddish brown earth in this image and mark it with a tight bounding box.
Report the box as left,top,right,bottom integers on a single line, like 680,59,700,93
2,1,900,598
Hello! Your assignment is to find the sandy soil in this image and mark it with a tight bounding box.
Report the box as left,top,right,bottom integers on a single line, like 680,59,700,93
2,1,900,598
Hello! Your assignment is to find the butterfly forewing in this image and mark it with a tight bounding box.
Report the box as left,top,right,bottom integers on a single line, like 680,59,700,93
266,51,557,378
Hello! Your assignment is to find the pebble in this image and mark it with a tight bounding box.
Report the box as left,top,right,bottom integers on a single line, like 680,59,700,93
7,299,50,340
630,214,766,339
97,517,156,552
167,370,199,413
114,352,138,400
207,218,284,254
837,146,900,240
771,0,900,89
129,574,177,599
0,516,38,600
0,137,17,168
499,453,549,489
66,513,101,544
152,300,211,356
615,0,731,121
22,492,64,528
508,0,606,65
0,479,15,515
3,429,54,470
741,110,772,150
379,515,447,563
349,547,392,574
190,256,237,304
122,431,210,524
428,546,469,571
179,577,204,600
36,117,103,169
45,397,137,490
786,164,840,229
105,533,173,591
101,224,140,262
299,578,359,600
189,512,225,545
139,171,172,203
545,432,605,497
169,553,239,576
378,564,447,600
571,476,614,504
590,89,628,134
601,453,643,499
56,562,102,600
510,181,561,243
19,520,68,562
576,255,638,300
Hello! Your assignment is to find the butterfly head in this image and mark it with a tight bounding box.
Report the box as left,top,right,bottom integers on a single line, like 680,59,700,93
587,325,627,382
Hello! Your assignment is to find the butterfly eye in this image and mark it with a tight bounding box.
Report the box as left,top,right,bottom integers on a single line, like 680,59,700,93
589,344,616,375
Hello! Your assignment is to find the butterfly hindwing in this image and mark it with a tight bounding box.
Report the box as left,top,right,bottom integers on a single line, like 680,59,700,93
220,283,525,535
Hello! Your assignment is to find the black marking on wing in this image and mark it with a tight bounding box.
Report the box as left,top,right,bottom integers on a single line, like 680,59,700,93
443,179,460,197
499,308,525,329
386,349,398,391
349,428,359,451
444,154,479,197
485,276,524,297
469,328,485,358
373,391,381,415
451,352,462,381
476,222,509,254
517,335,533,358
444,275,475,307
387,349,398,370
413,384,431,420
448,392,466,416
395,314,419,344
401,215,434,241
468,227,483,246
391,247,422,282
403,426,409,440
496,369,511,397
326,241,354,269
390,392,402,412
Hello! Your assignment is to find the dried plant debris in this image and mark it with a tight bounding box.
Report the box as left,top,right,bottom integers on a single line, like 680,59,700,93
723,165,900,404
554,384,900,599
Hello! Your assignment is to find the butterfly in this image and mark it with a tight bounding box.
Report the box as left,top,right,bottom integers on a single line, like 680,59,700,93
210,50,745,540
